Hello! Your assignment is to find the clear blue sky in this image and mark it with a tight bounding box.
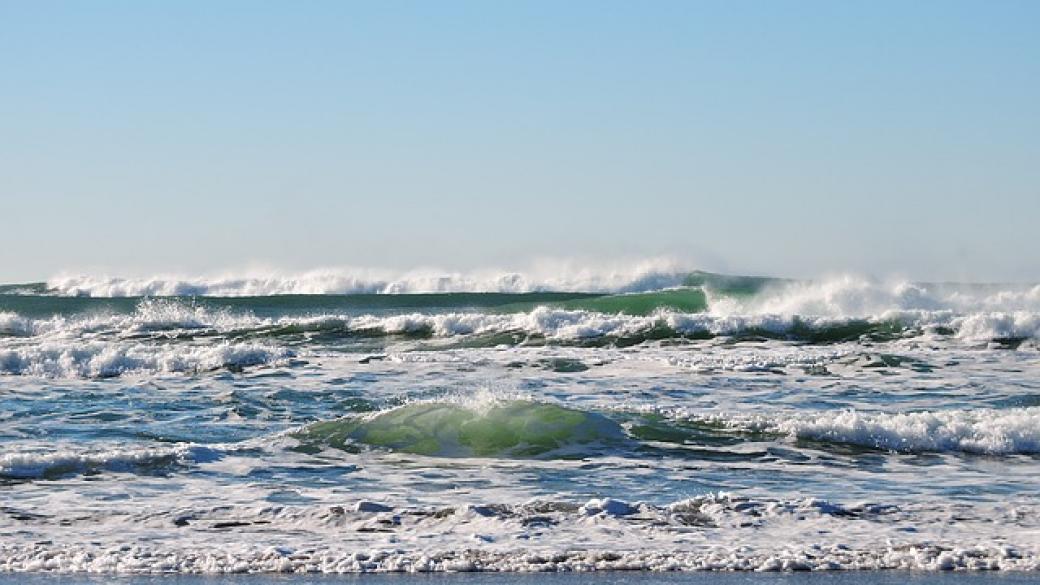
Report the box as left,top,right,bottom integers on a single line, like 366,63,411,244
2,0,1038,282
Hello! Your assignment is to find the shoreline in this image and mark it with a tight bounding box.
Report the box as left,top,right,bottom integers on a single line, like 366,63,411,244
3,569,1040,584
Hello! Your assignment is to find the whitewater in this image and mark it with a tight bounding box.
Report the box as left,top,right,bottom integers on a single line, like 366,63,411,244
2,267,1040,574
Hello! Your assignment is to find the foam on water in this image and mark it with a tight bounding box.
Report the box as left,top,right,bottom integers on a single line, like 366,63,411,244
0,312,32,337
657,406,1040,455
5,301,1039,349
0,443,226,480
0,340,292,378
301,399,1040,457
776,406,1040,454
2,301,1038,379
43,260,693,297
707,275,1040,316
1,492,1037,572
4,268,1040,575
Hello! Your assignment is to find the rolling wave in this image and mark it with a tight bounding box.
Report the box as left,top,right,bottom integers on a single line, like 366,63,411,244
0,340,293,378
773,407,1040,454
668,406,1040,455
3,273,1040,379
297,399,1040,458
0,443,230,480
3,300,1038,347
40,260,696,297
1,296,1039,380
295,400,626,458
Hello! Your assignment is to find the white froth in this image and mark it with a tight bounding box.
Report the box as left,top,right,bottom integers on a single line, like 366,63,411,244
0,443,210,479
45,260,692,297
708,275,1040,317
0,340,292,378
0,493,1036,573
664,406,1040,455
776,407,1040,454
3,300,1039,380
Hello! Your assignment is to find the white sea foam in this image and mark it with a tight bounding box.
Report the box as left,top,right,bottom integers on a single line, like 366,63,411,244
18,274,1040,346
708,274,1040,317
0,311,32,337
776,407,1040,454
0,442,242,479
0,340,292,378
302,306,1040,342
0,301,257,341
8,270,1040,576
671,406,1040,455
0,493,1036,572
45,259,693,297
2,302,1039,378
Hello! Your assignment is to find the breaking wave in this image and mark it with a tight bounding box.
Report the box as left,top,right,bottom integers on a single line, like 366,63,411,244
670,406,1040,455
41,260,695,297
3,294,1040,349
296,400,626,458
298,397,1040,458
0,340,293,378
774,406,1040,454
3,273,1040,379
0,443,232,480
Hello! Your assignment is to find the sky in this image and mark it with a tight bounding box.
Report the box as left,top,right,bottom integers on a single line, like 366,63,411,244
2,0,1038,283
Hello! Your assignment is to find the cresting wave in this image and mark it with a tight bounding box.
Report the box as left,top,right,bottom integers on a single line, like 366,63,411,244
777,407,1040,454
4,290,1040,343
296,400,627,458
0,442,239,480
683,406,1040,455
9,400,1039,484
0,341,293,378
7,267,1040,577
1,306,1039,379
21,266,1040,317
2,272,1040,379
40,261,695,296
298,399,1040,457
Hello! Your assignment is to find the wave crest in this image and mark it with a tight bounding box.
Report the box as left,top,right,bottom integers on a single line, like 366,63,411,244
677,406,1040,455
296,400,626,458
0,443,224,480
0,341,293,378
777,407,1040,454
44,261,693,297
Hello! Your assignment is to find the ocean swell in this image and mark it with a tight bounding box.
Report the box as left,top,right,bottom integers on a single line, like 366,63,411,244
0,443,227,480
671,406,1040,455
0,341,292,378
43,261,693,297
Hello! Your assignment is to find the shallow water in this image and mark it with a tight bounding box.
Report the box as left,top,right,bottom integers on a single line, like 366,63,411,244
4,572,1040,584
2,271,1040,573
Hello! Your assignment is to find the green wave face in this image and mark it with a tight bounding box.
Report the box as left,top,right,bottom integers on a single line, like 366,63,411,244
0,292,600,319
508,271,785,316
493,287,709,316
682,270,782,297
551,288,707,315
2,272,771,318
295,401,627,458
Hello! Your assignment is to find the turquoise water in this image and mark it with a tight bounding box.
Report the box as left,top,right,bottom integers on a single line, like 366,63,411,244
2,270,1040,573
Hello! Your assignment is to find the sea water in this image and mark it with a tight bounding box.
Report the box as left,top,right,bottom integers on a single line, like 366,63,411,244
2,267,1040,573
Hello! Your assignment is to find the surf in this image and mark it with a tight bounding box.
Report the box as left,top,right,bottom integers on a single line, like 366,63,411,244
294,400,628,458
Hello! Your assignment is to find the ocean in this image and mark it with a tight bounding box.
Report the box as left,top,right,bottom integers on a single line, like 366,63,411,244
1,267,1039,574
